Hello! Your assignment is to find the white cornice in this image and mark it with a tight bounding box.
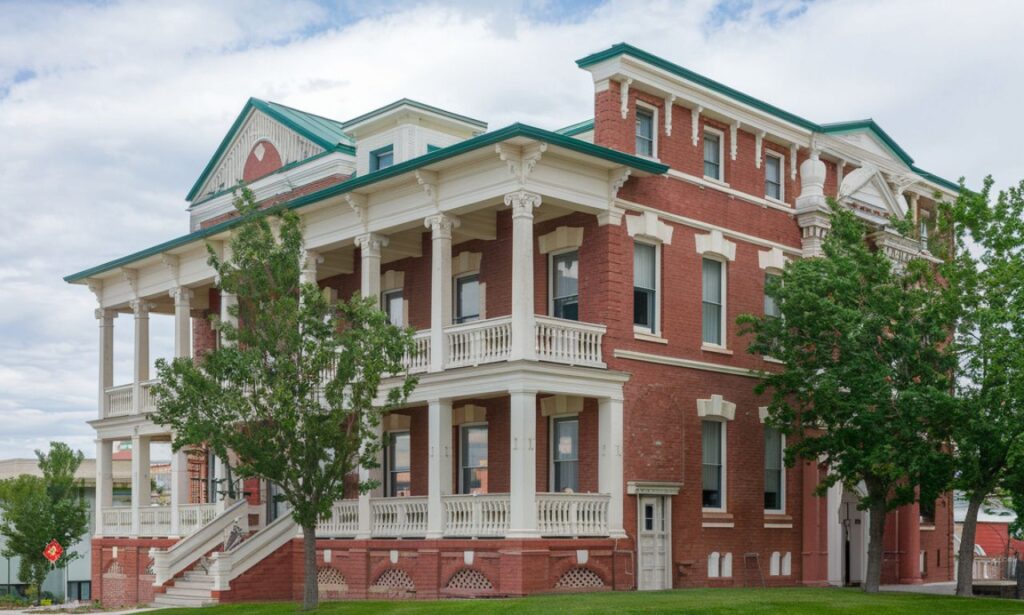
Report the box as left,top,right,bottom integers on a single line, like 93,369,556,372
613,348,762,379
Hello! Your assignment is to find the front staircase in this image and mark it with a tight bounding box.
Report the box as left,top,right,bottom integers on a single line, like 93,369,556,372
153,568,216,608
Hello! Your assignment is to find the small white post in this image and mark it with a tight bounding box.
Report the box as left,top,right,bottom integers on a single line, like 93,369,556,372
507,389,539,538
426,399,453,538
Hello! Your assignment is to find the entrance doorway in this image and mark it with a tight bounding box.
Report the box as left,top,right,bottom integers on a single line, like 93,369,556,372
637,495,671,590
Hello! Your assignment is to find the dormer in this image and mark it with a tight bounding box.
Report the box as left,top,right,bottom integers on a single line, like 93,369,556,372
341,99,487,176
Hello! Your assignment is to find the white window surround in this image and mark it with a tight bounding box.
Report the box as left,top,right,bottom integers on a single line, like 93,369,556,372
635,101,659,161
702,126,726,184
695,230,737,262
632,240,661,337
757,247,788,272
458,422,488,494
625,211,674,245
547,247,580,319
382,413,411,432
697,394,736,421
549,414,580,493
538,226,584,255
454,272,485,322
707,552,732,578
701,416,728,513
769,552,792,576
540,394,584,417
452,252,486,321
764,150,785,203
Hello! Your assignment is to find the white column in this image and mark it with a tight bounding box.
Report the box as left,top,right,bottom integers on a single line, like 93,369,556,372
508,389,539,538
95,439,113,536
426,398,454,538
170,288,193,359
599,396,626,538
300,249,323,286
130,300,153,412
425,214,458,372
219,290,238,347
355,233,388,307
130,435,150,537
214,455,228,506
96,309,116,419
169,446,189,537
826,480,843,586
356,421,383,540
505,191,541,361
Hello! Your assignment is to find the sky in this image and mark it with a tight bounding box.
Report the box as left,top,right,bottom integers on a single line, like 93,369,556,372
0,0,1021,461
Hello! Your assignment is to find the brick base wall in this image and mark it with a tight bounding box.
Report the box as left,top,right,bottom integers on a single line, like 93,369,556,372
92,537,177,607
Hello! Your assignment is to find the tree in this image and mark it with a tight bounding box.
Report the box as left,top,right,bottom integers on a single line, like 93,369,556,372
151,188,417,610
738,201,955,593
0,442,90,605
942,177,1024,596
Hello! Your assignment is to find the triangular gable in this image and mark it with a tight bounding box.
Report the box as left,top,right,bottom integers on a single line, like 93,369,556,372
820,119,914,168
837,164,907,224
187,98,355,203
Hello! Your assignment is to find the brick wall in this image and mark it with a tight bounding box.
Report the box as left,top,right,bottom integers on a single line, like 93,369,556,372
92,537,176,607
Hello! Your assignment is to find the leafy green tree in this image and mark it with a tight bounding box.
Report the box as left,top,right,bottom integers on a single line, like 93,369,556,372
0,442,90,605
151,188,416,610
739,201,955,593
942,177,1024,596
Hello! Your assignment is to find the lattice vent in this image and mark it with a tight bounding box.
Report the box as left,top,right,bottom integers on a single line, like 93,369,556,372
369,568,415,597
317,567,348,599
555,567,605,589
446,568,494,591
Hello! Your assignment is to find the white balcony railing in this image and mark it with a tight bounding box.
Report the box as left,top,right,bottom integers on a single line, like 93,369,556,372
536,493,611,537
317,500,359,537
101,508,133,536
178,503,220,535
404,330,432,374
534,316,606,368
102,503,220,537
138,506,172,536
370,496,429,537
103,378,159,419
443,493,510,537
445,317,512,368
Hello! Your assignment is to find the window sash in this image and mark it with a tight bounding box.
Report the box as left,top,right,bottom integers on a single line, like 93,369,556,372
765,155,782,199
702,258,723,345
383,290,403,327
372,146,394,171
551,251,579,321
460,424,488,494
455,274,480,324
553,417,579,492
387,431,411,497
633,242,657,330
764,273,780,318
764,427,783,510
636,109,654,157
702,421,723,508
703,133,721,179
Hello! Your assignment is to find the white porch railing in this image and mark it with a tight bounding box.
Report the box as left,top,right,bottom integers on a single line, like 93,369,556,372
370,496,429,537
103,503,220,538
179,503,220,536
138,506,172,536
317,500,359,537
403,330,432,374
536,493,610,537
105,384,134,417
151,500,249,586
442,493,510,537
101,508,133,536
445,317,512,368
534,316,606,368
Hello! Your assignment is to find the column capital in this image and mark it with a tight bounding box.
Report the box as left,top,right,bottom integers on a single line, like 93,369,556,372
504,190,541,218
169,287,194,306
354,232,389,258
129,299,155,317
300,249,325,282
424,213,460,239
94,308,118,322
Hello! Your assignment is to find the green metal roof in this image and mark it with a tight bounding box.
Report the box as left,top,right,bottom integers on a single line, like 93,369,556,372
341,98,487,131
556,119,595,137
185,97,356,202
66,122,668,283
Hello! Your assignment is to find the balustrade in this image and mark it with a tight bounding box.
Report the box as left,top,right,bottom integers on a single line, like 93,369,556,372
536,493,610,537
445,317,512,368
534,316,606,368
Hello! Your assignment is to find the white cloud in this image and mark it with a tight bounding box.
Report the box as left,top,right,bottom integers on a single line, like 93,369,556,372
0,0,1020,459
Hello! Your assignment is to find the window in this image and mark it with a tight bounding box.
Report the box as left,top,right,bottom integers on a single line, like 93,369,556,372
635,107,655,157
552,417,579,492
386,431,410,497
702,258,725,346
550,250,579,321
764,273,781,319
702,420,724,509
633,242,657,332
382,289,403,327
460,424,488,494
920,497,936,525
764,427,783,511
919,220,929,245
765,153,783,200
703,130,722,180
455,274,480,324
370,145,394,172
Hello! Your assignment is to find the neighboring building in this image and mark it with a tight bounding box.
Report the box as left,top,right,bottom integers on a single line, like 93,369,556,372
65,43,959,606
953,495,1024,579
0,458,130,601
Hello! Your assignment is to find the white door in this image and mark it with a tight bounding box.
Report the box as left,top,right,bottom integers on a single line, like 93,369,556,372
638,495,670,590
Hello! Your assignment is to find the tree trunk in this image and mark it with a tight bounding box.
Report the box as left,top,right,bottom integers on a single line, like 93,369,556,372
301,523,318,610
956,495,983,597
864,498,888,593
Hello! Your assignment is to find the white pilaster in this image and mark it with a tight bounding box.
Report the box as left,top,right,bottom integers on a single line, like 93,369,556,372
426,398,454,538
130,435,150,537
426,214,459,372
96,309,116,419
95,439,113,536
599,396,626,538
170,288,193,359
826,480,843,586
508,389,539,538
355,233,388,306
169,446,189,537
130,300,152,413
505,191,541,361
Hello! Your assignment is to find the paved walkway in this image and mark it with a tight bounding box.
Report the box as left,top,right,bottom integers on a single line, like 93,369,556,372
880,581,956,595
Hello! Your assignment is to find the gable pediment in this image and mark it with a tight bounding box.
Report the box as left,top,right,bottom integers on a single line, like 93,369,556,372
837,164,907,224
832,131,899,162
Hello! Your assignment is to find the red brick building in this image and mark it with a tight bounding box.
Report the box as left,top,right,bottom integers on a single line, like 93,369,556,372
66,44,957,607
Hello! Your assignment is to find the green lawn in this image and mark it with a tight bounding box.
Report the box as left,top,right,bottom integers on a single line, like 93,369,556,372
151,587,1024,614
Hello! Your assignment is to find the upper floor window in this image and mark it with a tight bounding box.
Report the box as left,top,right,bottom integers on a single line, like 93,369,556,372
460,424,488,494
635,107,655,158
764,426,784,511
550,250,579,321
386,431,411,497
764,273,781,318
703,130,723,181
765,153,783,201
919,219,929,245
702,420,725,509
702,258,725,346
552,416,579,492
633,241,658,333
455,273,481,324
370,145,394,172
382,289,404,327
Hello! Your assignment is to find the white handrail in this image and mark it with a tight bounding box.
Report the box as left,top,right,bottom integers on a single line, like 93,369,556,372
208,511,299,591
534,316,606,368
150,500,248,586
442,494,510,537
536,492,610,537
445,317,513,368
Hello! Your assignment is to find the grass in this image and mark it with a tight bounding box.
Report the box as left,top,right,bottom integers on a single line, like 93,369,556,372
150,587,1024,614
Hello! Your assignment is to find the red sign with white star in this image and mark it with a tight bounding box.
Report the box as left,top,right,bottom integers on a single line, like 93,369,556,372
43,539,63,563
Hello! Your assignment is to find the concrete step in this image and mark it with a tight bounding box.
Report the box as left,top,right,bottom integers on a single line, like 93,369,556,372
152,593,216,608
180,572,214,584
164,586,213,599
172,579,215,591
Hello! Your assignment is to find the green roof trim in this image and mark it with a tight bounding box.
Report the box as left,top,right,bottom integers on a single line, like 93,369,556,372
819,119,914,166
185,97,356,202
910,166,962,193
556,119,594,137
341,98,487,131
66,123,668,283
577,43,820,132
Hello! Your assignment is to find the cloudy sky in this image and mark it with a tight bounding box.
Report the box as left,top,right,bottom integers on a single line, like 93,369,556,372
0,0,1020,461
